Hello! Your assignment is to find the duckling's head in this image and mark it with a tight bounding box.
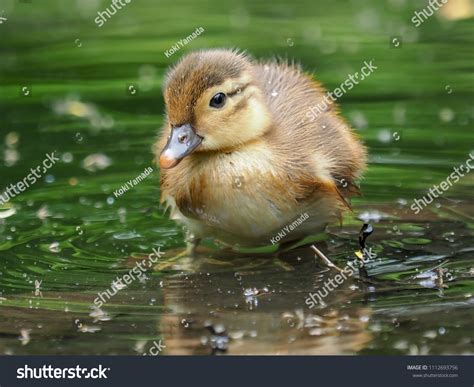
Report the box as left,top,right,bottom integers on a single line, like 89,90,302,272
159,49,271,169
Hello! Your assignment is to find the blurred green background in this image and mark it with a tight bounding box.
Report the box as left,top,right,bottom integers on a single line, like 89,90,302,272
0,0,472,355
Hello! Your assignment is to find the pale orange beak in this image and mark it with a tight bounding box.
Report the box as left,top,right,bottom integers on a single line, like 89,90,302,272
159,124,203,169
159,151,180,169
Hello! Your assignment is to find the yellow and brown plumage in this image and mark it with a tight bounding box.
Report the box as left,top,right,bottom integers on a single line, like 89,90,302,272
154,49,366,248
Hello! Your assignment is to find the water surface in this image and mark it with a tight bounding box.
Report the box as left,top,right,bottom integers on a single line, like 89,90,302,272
0,0,473,355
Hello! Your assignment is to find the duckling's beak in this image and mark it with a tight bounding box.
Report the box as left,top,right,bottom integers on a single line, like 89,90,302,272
159,124,203,169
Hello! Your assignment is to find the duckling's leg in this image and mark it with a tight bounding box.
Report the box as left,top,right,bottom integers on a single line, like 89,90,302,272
153,233,201,272
185,230,201,257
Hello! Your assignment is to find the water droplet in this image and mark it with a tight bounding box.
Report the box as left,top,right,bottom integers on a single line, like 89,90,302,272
76,226,83,235
271,90,278,97
62,152,73,163
392,131,400,141
44,174,55,184
75,132,83,143
377,129,392,143
445,85,453,94
75,38,82,47
19,329,31,346
49,242,60,253
287,38,294,47
439,108,454,123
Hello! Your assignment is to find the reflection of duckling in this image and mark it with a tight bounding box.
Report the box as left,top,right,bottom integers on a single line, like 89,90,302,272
155,49,366,251
158,247,373,355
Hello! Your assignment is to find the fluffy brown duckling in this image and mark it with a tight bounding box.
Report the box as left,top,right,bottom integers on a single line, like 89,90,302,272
154,49,366,253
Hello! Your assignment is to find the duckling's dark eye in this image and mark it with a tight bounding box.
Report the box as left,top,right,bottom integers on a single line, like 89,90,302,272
210,92,226,108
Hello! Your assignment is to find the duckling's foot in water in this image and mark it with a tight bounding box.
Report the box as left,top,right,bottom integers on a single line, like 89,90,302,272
153,243,208,271
186,238,201,257
185,230,201,258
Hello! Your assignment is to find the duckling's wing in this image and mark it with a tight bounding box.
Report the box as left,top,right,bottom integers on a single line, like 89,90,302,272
254,60,366,204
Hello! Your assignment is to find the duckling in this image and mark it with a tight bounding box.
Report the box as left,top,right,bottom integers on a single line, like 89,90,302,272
154,49,366,253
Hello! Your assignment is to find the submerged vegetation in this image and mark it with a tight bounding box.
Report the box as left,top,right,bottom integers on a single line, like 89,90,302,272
0,0,473,355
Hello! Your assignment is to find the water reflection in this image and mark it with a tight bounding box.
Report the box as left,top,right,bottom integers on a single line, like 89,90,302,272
158,244,374,355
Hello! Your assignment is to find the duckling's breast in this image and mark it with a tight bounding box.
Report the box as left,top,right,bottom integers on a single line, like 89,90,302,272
162,141,338,246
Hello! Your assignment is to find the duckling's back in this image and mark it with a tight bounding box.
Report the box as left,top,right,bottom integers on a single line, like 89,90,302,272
254,61,366,194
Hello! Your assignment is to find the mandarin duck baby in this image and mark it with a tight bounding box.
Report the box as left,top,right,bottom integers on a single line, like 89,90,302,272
154,49,366,254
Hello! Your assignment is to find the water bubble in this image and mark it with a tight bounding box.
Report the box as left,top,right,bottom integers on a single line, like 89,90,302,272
107,196,114,205
393,104,406,125
309,328,323,336
377,129,392,143
181,318,190,328
423,330,437,339
0,11,7,25
44,174,55,184
392,131,400,141
79,325,101,333
287,38,294,47
349,110,368,129
81,153,112,172
118,207,127,223
439,108,454,122
75,38,82,47
438,327,446,335
445,85,453,94
61,152,73,163
76,226,83,235
75,132,83,143
49,241,61,253
19,329,31,346
5,131,20,147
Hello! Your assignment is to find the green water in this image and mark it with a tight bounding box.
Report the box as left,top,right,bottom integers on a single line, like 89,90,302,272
0,0,473,355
